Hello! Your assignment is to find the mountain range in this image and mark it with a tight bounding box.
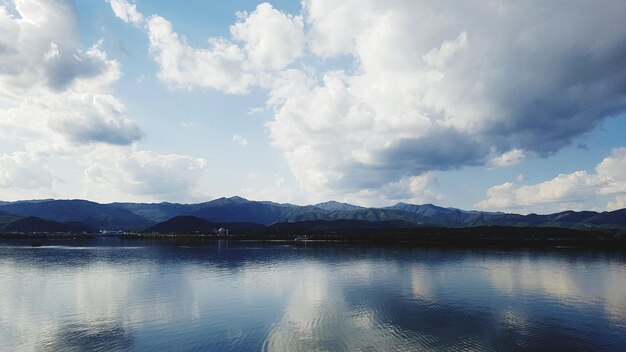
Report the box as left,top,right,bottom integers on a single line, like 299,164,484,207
0,196,625,233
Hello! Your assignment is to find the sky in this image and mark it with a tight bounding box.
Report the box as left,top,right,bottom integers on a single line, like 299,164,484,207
0,0,625,213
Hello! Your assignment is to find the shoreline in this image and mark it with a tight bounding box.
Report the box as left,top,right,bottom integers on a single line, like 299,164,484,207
2,225,625,249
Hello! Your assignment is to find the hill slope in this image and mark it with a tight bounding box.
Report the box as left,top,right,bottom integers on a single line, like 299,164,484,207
143,215,265,233
1,216,91,233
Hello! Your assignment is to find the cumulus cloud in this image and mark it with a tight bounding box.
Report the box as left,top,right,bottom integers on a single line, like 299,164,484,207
120,1,305,94
596,148,626,196
146,15,253,94
476,148,626,212
1,92,142,150
0,0,143,152
269,0,626,196
303,0,377,57
112,0,626,204
107,0,144,26
82,146,209,203
489,149,526,168
231,3,304,70
0,0,73,95
0,1,117,95
46,93,143,145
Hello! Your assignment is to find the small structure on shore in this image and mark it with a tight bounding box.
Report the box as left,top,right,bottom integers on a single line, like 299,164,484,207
217,228,229,236
294,234,308,242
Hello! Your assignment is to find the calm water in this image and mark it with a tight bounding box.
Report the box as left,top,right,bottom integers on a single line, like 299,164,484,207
1,239,625,351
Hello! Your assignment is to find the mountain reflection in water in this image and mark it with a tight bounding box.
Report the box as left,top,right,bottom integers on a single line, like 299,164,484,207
1,239,625,351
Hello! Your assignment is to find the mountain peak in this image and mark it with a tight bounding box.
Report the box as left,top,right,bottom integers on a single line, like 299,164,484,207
227,196,248,201
208,196,251,205
389,202,439,209
313,201,364,211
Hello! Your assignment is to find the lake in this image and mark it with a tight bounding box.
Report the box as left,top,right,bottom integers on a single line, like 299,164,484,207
1,239,625,351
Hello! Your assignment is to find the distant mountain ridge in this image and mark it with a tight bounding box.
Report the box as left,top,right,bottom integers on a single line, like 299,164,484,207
0,199,151,230
0,197,625,232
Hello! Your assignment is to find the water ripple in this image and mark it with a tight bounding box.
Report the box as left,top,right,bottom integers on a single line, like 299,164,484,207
1,242,625,351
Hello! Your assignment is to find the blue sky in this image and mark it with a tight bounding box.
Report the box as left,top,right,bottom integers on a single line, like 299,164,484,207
0,0,625,213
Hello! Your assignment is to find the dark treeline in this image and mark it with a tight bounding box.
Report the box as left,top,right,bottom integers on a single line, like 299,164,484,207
121,224,626,248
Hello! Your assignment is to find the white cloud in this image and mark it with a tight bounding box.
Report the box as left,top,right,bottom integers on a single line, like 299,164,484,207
127,1,305,94
0,152,53,190
107,0,144,26
489,149,526,168
476,148,626,212
596,148,626,196
230,3,304,70
0,2,119,95
82,146,208,203
232,134,248,146
0,0,143,153
1,0,77,96
303,0,378,57
0,151,58,200
1,92,142,150
146,15,253,94
46,93,142,145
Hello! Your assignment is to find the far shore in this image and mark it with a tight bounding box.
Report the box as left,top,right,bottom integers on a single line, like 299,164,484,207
1,226,625,249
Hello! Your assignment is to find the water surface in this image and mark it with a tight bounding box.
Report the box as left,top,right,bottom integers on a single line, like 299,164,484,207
1,239,625,351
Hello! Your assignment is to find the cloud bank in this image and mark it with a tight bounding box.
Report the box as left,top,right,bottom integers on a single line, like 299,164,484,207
271,0,626,197
0,0,143,150
477,148,626,212
82,146,209,203
111,0,626,205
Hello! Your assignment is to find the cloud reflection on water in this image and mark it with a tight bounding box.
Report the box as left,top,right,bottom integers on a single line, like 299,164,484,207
0,243,625,351
486,255,626,324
